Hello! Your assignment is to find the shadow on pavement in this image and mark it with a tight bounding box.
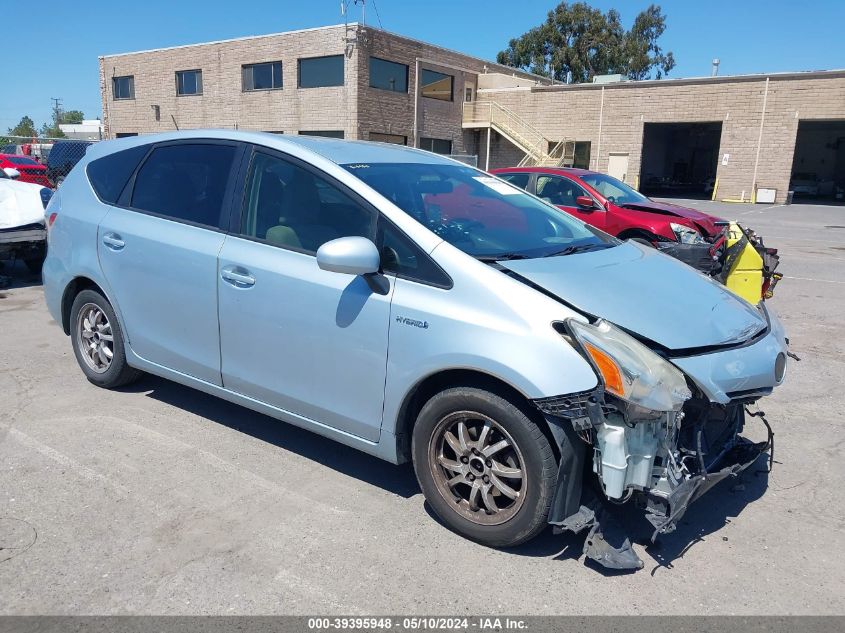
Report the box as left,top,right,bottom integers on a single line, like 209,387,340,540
126,374,771,572
127,374,421,499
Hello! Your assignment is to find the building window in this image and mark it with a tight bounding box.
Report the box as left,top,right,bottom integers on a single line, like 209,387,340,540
573,141,591,169
298,55,344,88
112,76,135,100
243,62,283,91
465,87,473,102
419,137,452,154
420,69,453,101
369,57,408,93
298,130,344,139
115,132,138,138
369,132,407,145
176,69,203,96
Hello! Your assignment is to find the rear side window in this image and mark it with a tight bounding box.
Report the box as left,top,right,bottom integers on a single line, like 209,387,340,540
497,173,530,190
87,144,150,204
130,144,236,228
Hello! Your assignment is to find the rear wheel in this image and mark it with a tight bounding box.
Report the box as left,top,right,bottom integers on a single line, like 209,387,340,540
70,289,141,389
412,387,557,547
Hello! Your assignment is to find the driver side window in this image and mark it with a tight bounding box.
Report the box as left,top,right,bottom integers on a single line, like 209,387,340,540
240,151,376,254
536,175,589,207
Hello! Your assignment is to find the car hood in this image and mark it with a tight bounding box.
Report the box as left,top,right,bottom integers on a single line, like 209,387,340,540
499,241,766,351
0,180,46,229
619,200,722,236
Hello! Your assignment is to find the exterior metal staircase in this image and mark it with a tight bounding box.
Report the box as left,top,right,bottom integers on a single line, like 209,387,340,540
462,100,575,167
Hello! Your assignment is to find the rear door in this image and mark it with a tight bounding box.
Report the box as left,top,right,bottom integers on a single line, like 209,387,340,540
535,173,606,231
97,140,243,385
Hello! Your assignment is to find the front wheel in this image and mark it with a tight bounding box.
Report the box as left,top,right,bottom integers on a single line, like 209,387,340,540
412,387,558,547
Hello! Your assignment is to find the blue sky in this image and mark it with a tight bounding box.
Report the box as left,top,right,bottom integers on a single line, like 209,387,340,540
3,0,843,132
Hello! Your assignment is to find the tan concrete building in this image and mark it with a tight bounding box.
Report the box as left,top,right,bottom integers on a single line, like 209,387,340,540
100,24,845,204
98,23,545,159
475,70,845,203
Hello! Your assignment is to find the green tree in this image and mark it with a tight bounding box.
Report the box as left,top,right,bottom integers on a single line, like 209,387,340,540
496,2,675,83
39,122,66,139
7,115,38,138
61,110,84,124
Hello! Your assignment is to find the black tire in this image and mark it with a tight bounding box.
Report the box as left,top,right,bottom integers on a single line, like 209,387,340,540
629,237,656,247
412,387,557,548
70,289,141,389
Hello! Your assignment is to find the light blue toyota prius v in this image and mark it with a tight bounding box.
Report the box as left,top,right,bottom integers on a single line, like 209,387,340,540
43,131,789,569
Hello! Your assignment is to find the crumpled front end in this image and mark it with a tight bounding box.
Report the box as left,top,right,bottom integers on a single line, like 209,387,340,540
535,307,787,570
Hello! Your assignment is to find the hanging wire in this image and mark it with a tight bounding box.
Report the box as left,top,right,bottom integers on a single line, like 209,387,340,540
371,0,385,29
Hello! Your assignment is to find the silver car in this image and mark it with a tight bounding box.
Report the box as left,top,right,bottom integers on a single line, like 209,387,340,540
43,131,788,570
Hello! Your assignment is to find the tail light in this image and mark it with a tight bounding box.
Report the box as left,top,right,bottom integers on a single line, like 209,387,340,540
47,212,58,228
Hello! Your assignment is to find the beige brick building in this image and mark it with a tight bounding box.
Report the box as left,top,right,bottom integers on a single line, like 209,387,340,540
100,24,845,204
99,23,544,158
479,70,845,203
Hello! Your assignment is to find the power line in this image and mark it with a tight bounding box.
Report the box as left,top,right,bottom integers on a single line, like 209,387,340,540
371,0,384,29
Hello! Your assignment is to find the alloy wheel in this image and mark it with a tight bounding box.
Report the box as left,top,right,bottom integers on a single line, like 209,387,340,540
428,411,527,526
76,303,114,374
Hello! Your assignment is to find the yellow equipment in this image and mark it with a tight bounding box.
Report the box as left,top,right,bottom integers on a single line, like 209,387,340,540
721,221,779,304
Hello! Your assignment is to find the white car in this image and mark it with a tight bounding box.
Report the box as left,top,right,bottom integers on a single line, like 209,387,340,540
0,167,51,272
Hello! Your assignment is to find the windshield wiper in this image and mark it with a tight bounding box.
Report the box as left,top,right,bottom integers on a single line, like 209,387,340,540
474,253,530,262
543,243,614,257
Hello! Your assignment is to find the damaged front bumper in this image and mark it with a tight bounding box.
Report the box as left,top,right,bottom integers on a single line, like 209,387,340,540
533,312,786,571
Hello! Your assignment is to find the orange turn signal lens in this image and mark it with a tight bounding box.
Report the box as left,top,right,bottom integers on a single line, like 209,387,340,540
584,342,624,396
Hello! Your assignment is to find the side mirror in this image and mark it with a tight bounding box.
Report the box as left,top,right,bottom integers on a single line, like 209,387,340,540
576,195,596,210
316,236,380,276
3,167,20,180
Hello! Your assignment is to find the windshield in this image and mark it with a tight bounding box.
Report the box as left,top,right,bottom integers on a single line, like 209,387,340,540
344,162,614,259
579,173,649,205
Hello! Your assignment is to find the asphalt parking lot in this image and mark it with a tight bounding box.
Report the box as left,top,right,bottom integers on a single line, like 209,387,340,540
1,199,844,615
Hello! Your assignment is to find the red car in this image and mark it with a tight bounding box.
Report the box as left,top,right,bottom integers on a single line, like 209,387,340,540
0,154,52,188
490,167,723,245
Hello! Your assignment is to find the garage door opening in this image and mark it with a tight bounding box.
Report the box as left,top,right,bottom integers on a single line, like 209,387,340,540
790,120,845,204
640,122,723,199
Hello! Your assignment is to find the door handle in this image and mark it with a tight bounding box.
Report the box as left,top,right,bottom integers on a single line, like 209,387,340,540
102,233,125,250
221,266,255,288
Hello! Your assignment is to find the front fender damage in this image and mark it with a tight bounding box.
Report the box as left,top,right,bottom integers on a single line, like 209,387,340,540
535,390,773,571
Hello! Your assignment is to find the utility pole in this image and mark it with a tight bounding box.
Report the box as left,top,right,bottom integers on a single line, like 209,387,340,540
50,97,63,130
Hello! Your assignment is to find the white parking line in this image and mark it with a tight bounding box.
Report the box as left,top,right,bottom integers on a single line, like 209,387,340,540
740,204,789,215
784,275,845,284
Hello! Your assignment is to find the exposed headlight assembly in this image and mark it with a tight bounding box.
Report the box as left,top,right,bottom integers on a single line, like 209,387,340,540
567,319,691,413
670,222,706,245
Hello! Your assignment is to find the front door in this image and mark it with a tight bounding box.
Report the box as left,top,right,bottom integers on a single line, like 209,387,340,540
97,141,242,385
217,148,392,441
535,173,606,231
607,153,629,183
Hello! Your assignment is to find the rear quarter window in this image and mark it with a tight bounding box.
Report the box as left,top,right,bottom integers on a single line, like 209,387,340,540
130,143,237,228
87,144,150,204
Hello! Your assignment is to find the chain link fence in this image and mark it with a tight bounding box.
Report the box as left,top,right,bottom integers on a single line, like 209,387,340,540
1,135,99,188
